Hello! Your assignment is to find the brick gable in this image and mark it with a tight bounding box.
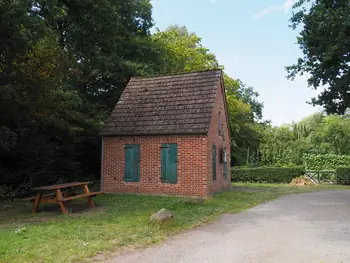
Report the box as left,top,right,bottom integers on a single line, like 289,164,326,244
206,76,231,194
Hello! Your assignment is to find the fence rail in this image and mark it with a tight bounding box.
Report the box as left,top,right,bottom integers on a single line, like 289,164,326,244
305,170,336,184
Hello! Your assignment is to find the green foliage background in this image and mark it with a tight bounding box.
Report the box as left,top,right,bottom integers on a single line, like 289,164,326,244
335,167,350,185
259,113,350,168
3,0,350,197
303,154,350,170
0,2,264,198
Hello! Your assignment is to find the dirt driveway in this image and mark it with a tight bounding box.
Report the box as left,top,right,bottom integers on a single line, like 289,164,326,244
108,190,350,263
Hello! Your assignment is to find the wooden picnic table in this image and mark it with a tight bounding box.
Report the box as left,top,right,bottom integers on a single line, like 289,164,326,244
24,182,103,214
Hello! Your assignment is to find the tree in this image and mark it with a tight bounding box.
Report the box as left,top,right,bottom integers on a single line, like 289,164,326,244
260,124,312,167
223,74,264,121
0,0,161,198
0,34,89,195
224,75,264,166
311,115,350,155
238,85,264,121
287,0,350,114
32,0,160,110
153,25,220,73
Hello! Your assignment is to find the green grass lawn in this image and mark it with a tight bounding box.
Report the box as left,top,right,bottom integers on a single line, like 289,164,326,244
0,183,349,263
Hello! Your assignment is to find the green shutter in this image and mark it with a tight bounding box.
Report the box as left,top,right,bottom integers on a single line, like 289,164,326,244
161,144,177,184
212,144,216,181
223,162,227,180
161,144,168,182
168,144,178,184
124,144,140,182
134,144,140,182
125,145,133,181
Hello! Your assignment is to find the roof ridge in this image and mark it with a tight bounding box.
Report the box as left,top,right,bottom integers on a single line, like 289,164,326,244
130,69,222,79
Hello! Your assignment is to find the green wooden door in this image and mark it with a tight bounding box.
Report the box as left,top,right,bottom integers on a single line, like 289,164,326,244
124,144,140,182
161,144,177,184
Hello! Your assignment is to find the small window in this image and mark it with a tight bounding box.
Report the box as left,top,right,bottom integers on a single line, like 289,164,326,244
218,112,223,137
212,144,216,181
124,144,140,182
161,144,178,184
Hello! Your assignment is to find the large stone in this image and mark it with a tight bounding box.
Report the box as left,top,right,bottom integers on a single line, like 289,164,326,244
150,208,175,223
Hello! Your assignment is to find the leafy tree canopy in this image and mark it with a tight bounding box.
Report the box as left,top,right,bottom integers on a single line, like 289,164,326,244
153,25,220,73
0,0,160,198
287,0,350,114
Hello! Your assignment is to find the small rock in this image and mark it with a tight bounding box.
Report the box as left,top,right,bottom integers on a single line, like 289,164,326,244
150,208,175,223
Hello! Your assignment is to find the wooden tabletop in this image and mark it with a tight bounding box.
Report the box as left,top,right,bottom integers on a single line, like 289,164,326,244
31,182,92,191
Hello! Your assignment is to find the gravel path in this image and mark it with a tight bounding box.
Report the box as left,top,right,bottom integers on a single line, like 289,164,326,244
108,190,350,263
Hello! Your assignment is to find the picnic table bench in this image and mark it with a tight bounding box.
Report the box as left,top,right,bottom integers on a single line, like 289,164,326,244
22,182,103,214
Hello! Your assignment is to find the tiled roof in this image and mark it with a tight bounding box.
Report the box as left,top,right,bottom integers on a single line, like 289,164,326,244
99,70,222,136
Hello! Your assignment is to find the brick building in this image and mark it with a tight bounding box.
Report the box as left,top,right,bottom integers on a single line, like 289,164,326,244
99,70,231,197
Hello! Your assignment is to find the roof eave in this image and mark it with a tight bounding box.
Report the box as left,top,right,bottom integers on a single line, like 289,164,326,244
98,131,208,137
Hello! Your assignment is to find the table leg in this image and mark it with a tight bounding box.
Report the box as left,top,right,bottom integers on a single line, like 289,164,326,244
59,202,68,214
32,192,42,213
87,197,95,208
83,184,95,208
56,189,68,214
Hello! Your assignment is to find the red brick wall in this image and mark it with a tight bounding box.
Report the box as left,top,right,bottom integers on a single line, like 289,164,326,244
206,78,231,194
102,135,209,197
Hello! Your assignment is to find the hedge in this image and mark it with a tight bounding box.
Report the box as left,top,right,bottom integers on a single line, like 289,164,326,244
231,167,305,183
303,154,350,170
335,167,350,185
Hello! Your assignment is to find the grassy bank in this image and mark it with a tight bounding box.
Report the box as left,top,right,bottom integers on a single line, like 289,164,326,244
0,184,348,263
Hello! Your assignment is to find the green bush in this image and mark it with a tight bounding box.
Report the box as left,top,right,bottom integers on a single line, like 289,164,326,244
303,154,350,170
335,167,350,185
231,167,305,183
